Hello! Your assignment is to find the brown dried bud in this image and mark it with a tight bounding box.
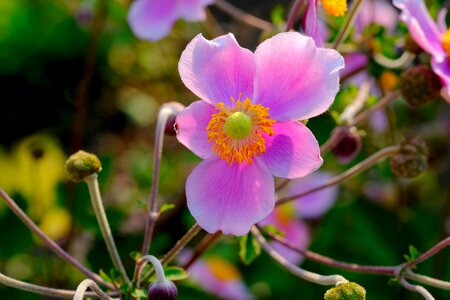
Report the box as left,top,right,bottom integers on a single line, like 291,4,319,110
324,282,366,300
331,127,362,164
399,65,442,107
404,34,422,54
391,137,428,178
65,150,102,182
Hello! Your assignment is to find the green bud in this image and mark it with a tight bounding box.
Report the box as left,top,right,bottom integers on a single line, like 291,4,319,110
65,150,102,182
391,137,428,178
324,282,366,300
399,65,442,107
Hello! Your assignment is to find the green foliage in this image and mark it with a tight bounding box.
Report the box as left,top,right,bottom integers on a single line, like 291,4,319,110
403,245,421,263
239,232,261,265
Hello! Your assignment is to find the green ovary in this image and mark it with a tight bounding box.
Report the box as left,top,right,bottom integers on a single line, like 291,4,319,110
224,112,253,140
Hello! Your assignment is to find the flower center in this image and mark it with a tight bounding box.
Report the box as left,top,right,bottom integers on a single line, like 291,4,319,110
442,28,450,57
320,0,347,17
207,98,275,165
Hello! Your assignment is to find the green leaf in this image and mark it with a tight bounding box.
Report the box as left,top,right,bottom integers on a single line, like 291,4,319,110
262,225,285,238
99,269,112,283
164,266,189,281
239,232,261,265
404,245,420,262
130,251,142,262
159,203,175,214
131,288,147,299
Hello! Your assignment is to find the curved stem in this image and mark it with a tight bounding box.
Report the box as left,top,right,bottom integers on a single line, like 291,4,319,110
405,271,450,291
74,279,117,300
285,0,305,32
252,227,348,286
84,175,131,286
141,102,185,256
373,51,415,69
276,145,401,206
214,0,274,31
135,255,166,288
0,272,111,299
0,189,114,289
332,0,364,49
399,277,435,300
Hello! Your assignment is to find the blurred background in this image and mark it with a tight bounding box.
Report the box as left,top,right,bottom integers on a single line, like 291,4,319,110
0,0,449,299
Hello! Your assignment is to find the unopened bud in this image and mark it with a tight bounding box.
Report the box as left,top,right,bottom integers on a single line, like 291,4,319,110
324,282,366,300
404,34,422,54
391,137,428,178
399,65,442,107
65,150,102,182
331,127,362,164
148,280,177,300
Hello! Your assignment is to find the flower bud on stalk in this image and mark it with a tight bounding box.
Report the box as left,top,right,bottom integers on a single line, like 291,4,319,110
331,127,362,164
148,280,178,300
399,65,442,107
324,282,366,300
65,150,102,182
390,137,428,178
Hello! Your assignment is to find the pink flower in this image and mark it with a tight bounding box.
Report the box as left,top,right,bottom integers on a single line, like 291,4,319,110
189,256,253,300
176,32,344,235
128,0,214,41
393,0,450,102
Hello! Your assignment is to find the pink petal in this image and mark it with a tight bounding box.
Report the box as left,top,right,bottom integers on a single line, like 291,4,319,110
259,207,310,264
178,33,255,107
431,58,450,103
186,157,274,235
438,8,448,33
260,122,322,179
128,0,178,41
177,0,214,21
176,100,215,159
355,0,398,34
285,172,338,219
253,32,344,121
393,0,445,62
341,53,368,79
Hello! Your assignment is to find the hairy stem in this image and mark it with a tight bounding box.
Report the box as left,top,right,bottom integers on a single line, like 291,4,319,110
135,255,167,288
0,189,113,289
399,277,435,300
84,175,131,286
74,279,118,300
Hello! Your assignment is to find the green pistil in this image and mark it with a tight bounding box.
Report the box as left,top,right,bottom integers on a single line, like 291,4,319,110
224,112,252,140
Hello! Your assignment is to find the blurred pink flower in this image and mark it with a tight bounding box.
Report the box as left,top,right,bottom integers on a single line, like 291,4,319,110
128,0,214,41
355,0,397,35
189,256,253,300
394,0,450,102
176,32,344,235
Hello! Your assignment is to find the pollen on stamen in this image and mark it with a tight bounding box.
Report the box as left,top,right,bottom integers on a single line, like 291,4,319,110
320,0,347,17
206,98,275,165
442,28,450,57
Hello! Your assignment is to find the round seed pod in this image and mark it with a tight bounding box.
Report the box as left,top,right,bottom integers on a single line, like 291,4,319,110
399,65,442,107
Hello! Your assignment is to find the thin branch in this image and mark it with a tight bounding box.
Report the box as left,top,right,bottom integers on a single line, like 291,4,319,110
74,279,118,300
405,271,450,291
0,189,114,290
0,272,111,299
332,0,364,49
408,237,450,267
214,0,274,31
183,232,223,270
285,0,305,31
352,91,401,126
399,277,435,300
252,227,348,286
276,145,401,205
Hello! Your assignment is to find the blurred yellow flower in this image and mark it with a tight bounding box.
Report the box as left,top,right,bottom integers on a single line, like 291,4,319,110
38,206,72,241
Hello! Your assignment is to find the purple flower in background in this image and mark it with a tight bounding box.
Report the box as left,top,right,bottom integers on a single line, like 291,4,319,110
128,0,214,41
394,0,450,102
355,0,397,35
189,256,253,300
176,32,344,235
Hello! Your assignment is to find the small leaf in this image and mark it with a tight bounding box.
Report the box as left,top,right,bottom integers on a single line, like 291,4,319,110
131,288,147,299
388,278,401,288
159,204,175,214
110,268,122,281
99,269,112,283
164,266,189,281
404,245,420,263
130,251,142,262
239,232,261,265
136,199,147,209
262,225,285,238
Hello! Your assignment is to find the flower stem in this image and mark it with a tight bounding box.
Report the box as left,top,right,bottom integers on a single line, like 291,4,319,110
141,103,184,256
135,255,167,288
84,175,131,286
405,271,450,291
407,237,450,267
398,277,435,300
0,271,114,299
332,0,364,49
0,189,114,290
214,0,274,31
74,279,118,300
276,145,401,205
285,0,305,32
252,227,348,285
183,232,223,270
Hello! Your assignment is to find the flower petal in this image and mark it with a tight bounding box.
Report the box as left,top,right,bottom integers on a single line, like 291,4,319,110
179,33,255,106
285,172,338,219
253,32,344,121
186,157,274,235
177,0,214,21
393,0,445,62
260,122,322,179
128,0,178,41
176,100,215,159
431,58,450,104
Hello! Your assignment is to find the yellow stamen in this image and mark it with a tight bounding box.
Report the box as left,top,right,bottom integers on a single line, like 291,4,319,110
205,257,241,281
207,98,275,165
442,28,450,57
320,0,347,17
